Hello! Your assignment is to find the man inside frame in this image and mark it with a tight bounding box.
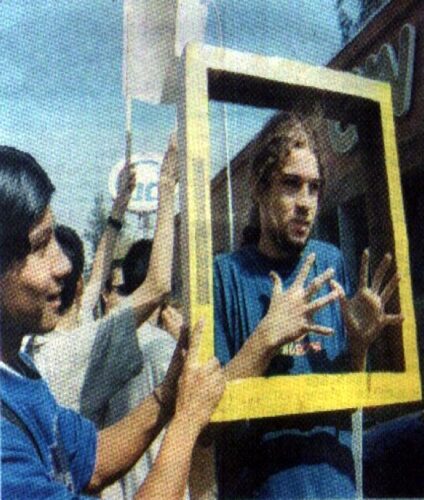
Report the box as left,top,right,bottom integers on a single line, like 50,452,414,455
213,107,402,499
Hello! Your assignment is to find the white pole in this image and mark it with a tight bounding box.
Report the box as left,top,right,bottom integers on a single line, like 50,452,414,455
125,98,132,166
208,0,235,251
123,0,133,177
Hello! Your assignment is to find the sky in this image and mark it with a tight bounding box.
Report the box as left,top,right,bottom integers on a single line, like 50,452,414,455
0,0,345,249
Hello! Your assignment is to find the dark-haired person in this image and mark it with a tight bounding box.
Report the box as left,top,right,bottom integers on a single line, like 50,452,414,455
101,257,125,315
24,134,178,414
23,225,141,412
0,145,225,499
60,157,136,330
213,110,402,499
22,155,136,411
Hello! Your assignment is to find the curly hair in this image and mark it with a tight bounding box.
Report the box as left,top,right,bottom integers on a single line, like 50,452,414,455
250,108,326,199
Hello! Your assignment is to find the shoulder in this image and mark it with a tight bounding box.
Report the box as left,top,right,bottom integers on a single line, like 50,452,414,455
308,239,343,264
1,415,95,499
92,300,136,334
214,246,256,274
1,415,36,453
137,323,176,351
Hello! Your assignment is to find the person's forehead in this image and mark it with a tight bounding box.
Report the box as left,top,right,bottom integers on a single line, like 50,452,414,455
278,147,320,179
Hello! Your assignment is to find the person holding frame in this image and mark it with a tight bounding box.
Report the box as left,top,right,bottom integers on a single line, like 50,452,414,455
0,145,225,499
24,134,180,416
213,108,402,499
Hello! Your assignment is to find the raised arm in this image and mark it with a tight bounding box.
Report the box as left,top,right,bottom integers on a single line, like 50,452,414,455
130,133,178,326
222,254,341,380
86,320,225,497
134,320,225,500
81,160,136,318
331,249,403,371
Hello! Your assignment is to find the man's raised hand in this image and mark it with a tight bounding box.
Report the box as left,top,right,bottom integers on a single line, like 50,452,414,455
259,253,342,349
331,249,403,369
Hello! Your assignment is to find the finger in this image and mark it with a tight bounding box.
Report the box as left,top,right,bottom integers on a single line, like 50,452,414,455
177,323,189,351
294,253,316,287
123,156,134,173
165,132,177,159
358,249,370,290
305,268,335,299
128,161,136,176
186,318,204,363
306,324,334,336
383,313,404,327
371,253,392,293
329,279,348,305
380,273,400,305
128,168,137,191
169,131,177,149
307,289,341,313
269,271,283,296
329,280,353,328
203,357,221,374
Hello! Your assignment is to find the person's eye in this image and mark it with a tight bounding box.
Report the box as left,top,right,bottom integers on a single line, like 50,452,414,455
32,238,49,255
309,181,321,195
281,177,301,190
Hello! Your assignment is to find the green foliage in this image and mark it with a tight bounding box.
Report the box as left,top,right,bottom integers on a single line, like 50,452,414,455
336,0,391,46
84,192,109,262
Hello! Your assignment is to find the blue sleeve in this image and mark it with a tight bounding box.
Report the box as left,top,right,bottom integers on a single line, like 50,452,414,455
57,407,98,493
213,259,234,366
1,419,97,499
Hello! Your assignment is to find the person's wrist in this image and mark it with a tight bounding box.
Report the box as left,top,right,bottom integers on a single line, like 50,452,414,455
171,410,203,443
159,175,177,192
107,215,123,232
110,202,126,222
348,337,367,371
254,319,280,354
153,383,175,416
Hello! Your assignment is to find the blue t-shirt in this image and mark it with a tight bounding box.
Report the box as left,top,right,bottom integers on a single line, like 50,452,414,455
1,353,97,499
214,240,356,499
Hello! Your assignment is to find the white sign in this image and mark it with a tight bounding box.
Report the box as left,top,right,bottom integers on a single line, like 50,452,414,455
108,153,163,213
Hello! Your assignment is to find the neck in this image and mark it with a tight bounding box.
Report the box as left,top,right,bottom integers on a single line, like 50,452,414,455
258,232,294,261
56,302,80,331
0,317,25,366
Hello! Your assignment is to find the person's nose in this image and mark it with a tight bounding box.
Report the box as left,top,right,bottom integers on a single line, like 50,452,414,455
296,183,314,213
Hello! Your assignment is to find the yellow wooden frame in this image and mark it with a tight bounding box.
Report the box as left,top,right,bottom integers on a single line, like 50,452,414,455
177,42,421,422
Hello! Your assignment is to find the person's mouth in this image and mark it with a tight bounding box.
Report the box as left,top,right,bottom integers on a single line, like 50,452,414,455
46,291,62,310
291,219,311,236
